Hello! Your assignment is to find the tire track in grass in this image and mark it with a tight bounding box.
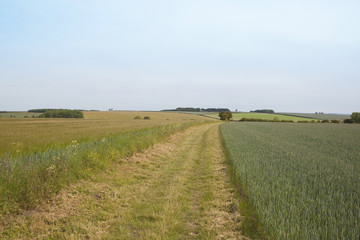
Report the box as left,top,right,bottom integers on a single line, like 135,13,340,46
0,123,247,239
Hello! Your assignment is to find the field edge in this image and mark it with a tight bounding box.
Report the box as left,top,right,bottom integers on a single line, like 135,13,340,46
219,123,267,240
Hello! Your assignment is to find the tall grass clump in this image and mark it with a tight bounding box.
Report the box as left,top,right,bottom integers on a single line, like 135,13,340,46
0,122,199,217
220,122,360,240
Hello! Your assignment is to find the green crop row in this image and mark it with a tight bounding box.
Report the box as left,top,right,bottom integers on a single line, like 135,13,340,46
220,122,360,239
0,122,199,217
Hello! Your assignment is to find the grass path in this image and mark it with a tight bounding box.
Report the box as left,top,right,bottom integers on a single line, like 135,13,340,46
1,123,247,239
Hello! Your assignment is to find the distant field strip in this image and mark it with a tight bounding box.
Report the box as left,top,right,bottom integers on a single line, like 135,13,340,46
277,112,350,120
220,122,360,239
1,123,246,239
207,112,317,121
0,112,40,118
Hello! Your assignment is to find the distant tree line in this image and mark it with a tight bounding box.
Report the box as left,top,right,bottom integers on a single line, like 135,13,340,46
28,109,59,113
250,109,275,114
29,108,91,113
163,107,230,112
39,109,84,118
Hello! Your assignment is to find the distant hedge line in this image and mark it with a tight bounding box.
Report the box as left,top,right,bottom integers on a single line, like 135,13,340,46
28,109,59,113
238,118,295,123
250,109,275,114
39,109,84,118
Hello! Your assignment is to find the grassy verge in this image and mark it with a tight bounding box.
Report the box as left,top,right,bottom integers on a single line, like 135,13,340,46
219,123,266,240
0,122,201,217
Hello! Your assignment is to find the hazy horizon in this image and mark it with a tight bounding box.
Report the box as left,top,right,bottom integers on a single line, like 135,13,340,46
1,1,359,114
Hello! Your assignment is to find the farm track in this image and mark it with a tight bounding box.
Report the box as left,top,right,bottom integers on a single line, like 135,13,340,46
1,123,247,239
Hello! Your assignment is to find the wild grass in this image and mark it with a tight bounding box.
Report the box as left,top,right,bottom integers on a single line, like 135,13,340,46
220,122,360,239
0,122,201,217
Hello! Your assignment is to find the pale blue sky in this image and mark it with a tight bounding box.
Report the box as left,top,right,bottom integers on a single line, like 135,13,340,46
1,0,359,113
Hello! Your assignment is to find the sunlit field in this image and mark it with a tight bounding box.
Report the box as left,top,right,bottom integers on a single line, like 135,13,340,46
0,111,212,156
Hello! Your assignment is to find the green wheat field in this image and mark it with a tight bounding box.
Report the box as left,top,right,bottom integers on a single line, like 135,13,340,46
220,122,360,239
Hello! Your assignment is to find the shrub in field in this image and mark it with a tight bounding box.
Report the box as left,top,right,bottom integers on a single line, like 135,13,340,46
321,119,330,123
281,120,294,123
134,116,142,120
344,118,354,124
331,120,340,123
39,109,84,118
143,116,150,120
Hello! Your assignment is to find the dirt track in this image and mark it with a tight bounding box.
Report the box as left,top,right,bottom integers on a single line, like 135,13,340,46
1,123,247,239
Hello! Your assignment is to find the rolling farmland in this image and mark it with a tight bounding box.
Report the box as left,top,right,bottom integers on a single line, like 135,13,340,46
0,119,246,239
0,112,212,217
0,111,210,156
220,122,360,239
2,110,359,239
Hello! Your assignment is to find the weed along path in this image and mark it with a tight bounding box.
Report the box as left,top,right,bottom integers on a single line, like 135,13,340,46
1,123,247,239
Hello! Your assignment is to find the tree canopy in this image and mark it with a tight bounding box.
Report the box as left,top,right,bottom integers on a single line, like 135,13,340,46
351,112,360,123
219,111,232,121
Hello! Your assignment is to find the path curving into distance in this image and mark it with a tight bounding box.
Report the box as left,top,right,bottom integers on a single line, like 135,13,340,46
1,123,248,239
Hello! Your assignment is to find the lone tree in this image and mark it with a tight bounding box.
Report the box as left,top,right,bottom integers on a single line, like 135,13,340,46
219,111,232,121
351,112,360,123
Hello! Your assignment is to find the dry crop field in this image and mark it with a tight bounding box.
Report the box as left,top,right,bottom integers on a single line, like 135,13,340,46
0,111,209,156
220,122,360,239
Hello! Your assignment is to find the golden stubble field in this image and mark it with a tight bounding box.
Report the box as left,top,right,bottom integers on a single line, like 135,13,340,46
0,111,214,155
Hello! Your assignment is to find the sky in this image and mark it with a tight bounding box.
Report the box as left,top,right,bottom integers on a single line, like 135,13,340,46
1,0,359,113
